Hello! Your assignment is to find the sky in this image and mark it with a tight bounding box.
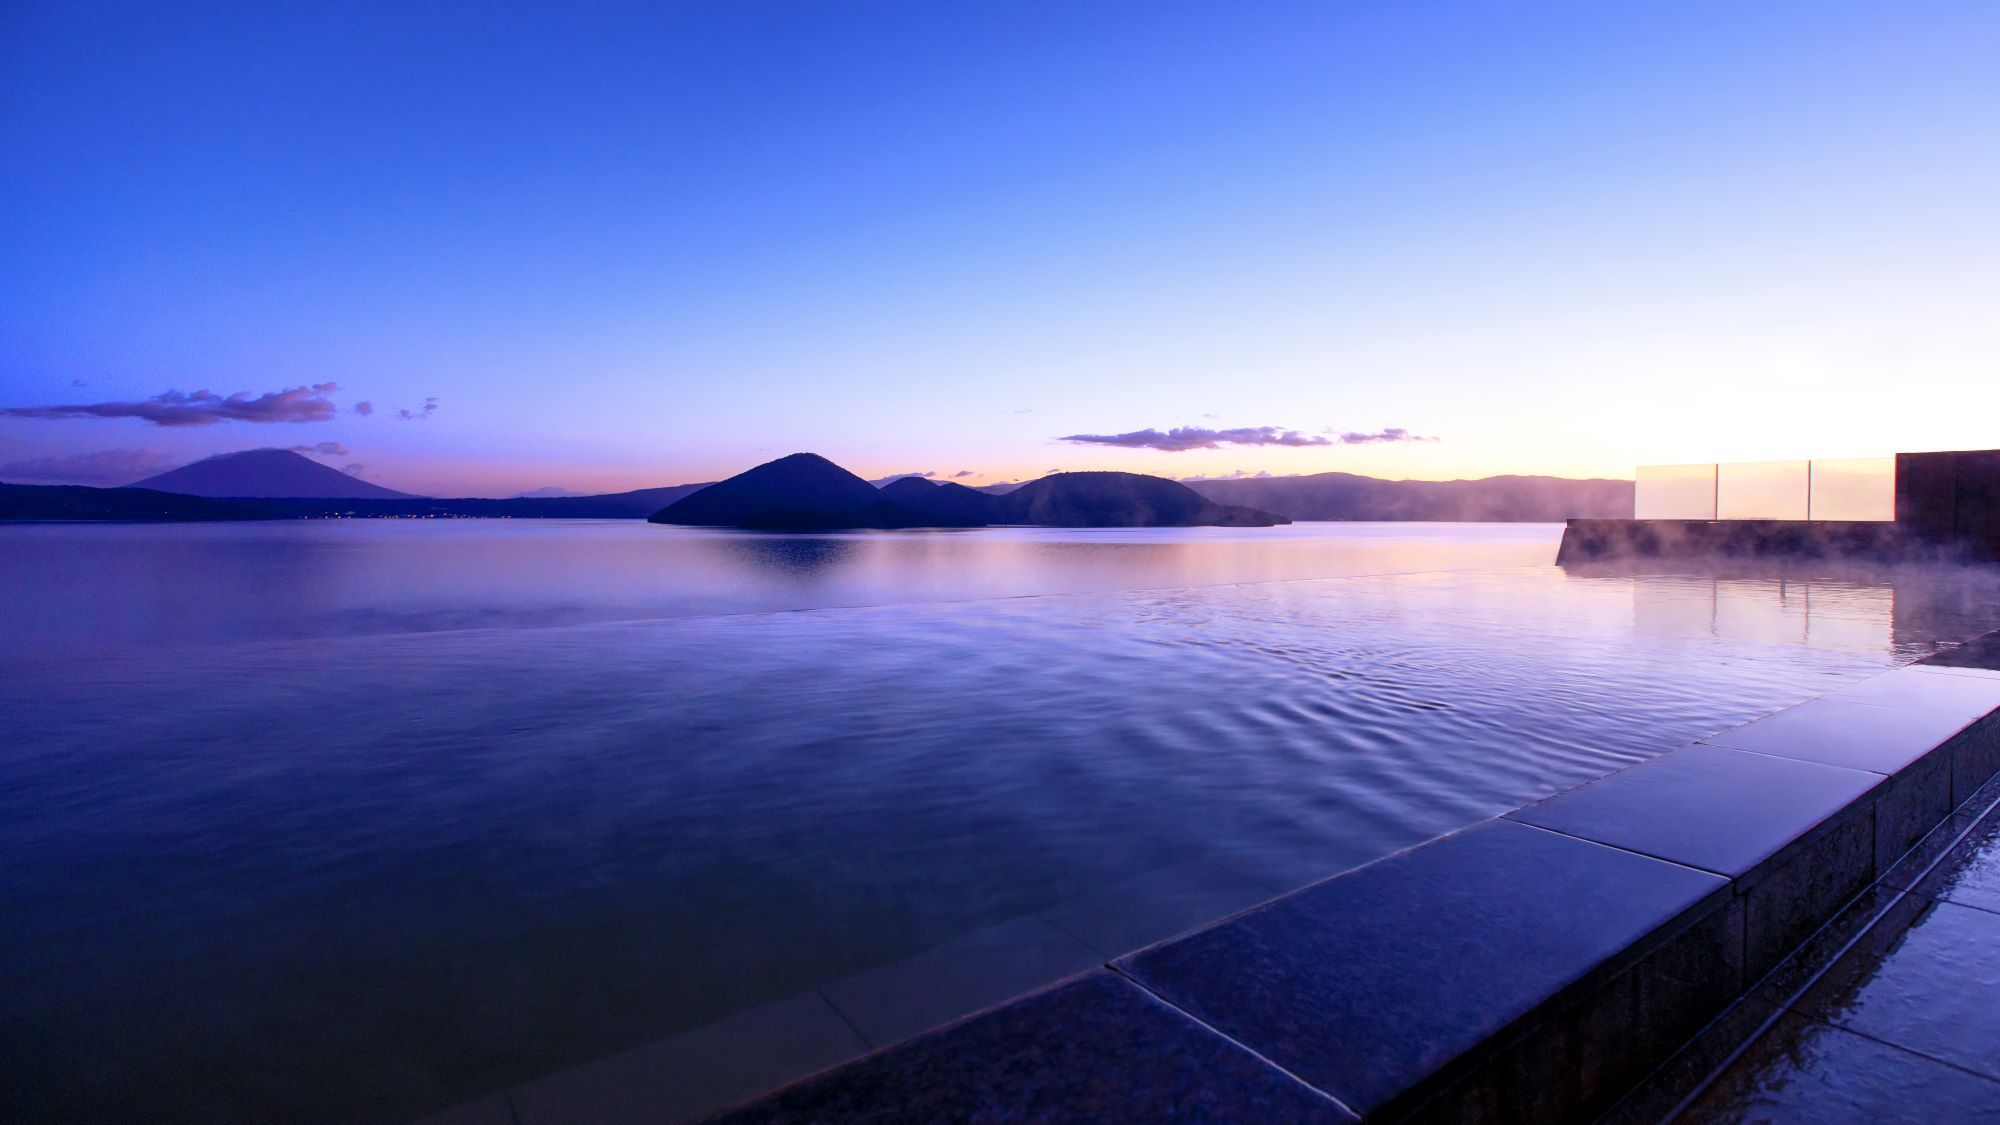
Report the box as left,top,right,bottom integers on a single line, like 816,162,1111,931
3,1,1998,497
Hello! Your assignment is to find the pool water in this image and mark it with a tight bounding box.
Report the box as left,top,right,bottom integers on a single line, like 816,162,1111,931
3,521,1997,1122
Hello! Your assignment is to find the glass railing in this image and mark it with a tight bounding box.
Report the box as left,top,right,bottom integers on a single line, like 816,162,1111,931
1633,457,1894,521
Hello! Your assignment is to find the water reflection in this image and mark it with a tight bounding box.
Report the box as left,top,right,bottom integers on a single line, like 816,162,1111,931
712,534,861,577
0,520,1565,659
1562,559,2000,661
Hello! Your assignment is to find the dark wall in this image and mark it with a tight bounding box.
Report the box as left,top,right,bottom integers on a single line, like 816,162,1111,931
1896,450,2000,559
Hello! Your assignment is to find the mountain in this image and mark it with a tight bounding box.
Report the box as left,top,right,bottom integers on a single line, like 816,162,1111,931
0,483,281,521
651,453,889,528
1182,472,1632,522
878,476,1000,525
460,483,711,518
996,472,1287,527
132,449,416,499
651,456,1287,529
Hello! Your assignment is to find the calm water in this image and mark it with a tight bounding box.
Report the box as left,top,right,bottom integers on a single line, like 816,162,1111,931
5,521,1999,1122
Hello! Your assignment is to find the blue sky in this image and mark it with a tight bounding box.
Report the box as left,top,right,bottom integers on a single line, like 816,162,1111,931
4,1,1997,495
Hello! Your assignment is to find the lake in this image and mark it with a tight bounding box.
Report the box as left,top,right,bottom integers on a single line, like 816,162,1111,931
4,520,1998,1122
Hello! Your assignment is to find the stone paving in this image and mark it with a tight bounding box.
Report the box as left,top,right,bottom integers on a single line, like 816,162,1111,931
1608,656,2000,1123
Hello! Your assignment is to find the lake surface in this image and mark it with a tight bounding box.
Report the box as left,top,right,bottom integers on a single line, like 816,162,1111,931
5,521,2000,1123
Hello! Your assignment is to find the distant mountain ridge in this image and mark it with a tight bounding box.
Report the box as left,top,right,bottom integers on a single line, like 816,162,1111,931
1183,471,1633,522
3,449,1634,523
133,449,414,499
650,453,1289,529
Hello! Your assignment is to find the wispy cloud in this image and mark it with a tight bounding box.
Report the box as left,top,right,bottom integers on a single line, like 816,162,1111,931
1059,424,1434,451
1,383,341,427
871,470,936,484
952,470,975,478
290,441,349,457
1331,427,1434,444
396,397,438,421
353,401,375,416
342,462,368,476
0,448,179,485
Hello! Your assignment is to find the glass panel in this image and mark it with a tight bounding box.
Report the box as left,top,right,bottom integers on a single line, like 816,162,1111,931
1717,460,1809,520
1809,456,1896,521
1634,463,1717,519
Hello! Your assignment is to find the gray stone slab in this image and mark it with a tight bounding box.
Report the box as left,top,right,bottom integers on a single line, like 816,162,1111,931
1963,769,2000,821
1595,996,1787,1125
1870,748,1954,873
1791,897,2000,1082
1676,1010,2000,1124
508,992,866,1125
1748,885,1914,1009
1117,819,1727,1117
1405,892,1745,1123
1742,809,1876,979
1911,808,2000,917
819,915,1100,1049
1954,717,2000,808
1827,665,2000,720
1879,813,1981,893
1915,662,2000,682
1700,697,1977,775
1507,744,1884,881
1038,860,1284,959
704,970,1355,1123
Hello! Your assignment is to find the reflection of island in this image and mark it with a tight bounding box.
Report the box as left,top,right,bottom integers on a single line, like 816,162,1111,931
649,453,1288,531
713,534,861,577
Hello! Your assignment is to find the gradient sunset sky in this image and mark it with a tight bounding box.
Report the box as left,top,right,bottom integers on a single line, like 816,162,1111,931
4,1,1997,496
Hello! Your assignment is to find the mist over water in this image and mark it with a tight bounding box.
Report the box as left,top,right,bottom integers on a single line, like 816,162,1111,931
4,521,1999,1123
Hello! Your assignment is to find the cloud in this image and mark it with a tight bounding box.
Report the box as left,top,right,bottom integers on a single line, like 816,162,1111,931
342,462,367,476
396,397,438,421
0,383,341,427
1331,427,1436,444
289,441,349,457
69,378,89,388
1058,424,1434,451
353,401,374,416
0,448,181,485
870,470,936,485
952,470,975,478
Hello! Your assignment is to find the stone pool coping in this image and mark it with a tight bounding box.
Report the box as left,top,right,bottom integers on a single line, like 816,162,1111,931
419,631,2000,1124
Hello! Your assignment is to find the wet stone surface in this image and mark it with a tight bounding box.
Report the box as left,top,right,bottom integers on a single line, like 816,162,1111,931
1506,745,1883,880
1676,1011,2000,1124
1118,819,1726,1116
699,971,1354,1124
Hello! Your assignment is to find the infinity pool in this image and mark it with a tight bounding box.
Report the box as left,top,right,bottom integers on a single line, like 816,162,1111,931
4,521,1997,1122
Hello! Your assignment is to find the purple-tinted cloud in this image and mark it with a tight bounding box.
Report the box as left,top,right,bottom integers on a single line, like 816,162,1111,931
1059,424,1434,451
353,401,374,416
870,470,936,485
396,397,438,421
290,441,349,457
0,448,179,485
0,383,341,427
952,470,975,478
342,462,368,476
1331,427,1436,444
